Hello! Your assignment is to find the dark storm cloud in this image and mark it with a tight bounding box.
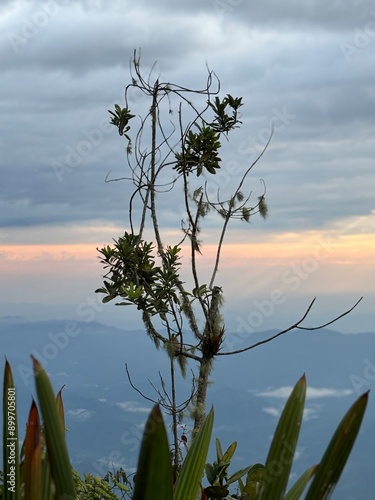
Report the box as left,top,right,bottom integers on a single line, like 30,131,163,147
0,0,374,241
227,0,374,32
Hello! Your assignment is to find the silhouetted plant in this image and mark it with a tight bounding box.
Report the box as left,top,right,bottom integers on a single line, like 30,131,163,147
96,50,362,472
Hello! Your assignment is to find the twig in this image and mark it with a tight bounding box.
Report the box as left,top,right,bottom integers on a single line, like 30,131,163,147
218,297,363,356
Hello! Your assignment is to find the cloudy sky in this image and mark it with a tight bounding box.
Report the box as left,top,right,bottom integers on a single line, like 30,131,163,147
1,0,374,333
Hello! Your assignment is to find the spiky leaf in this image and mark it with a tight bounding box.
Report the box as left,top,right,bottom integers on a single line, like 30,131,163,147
260,374,306,498
133,405,173,500
23,400,42,500
305,391,369,500
32,356,76,498
175,407,214,500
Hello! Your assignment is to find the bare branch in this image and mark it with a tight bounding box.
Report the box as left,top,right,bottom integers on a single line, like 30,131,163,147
296,296,363,331
125,363,196,413
217,297,363,356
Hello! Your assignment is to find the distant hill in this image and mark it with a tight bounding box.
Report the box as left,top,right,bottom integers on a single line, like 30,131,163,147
1,317,374,498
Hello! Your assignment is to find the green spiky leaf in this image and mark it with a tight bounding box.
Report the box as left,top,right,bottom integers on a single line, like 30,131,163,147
175,407,214,500
32,356,76,498
305,391,369,500
260,374,306,498
133,405,173,500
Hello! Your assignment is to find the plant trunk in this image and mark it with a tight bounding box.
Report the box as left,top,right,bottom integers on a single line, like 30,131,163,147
192,356,213,435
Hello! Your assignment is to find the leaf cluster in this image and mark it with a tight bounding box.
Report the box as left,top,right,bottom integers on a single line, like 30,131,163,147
96,232,182,318
174,124,222,177
208,94,243,134
108,104,135,150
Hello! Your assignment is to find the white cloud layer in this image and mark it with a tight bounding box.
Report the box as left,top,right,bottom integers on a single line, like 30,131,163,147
0,0,374,236
116,401,151,413
67,408,95,421
255,386,354,399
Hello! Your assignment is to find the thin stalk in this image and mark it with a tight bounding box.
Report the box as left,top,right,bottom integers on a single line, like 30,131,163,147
209,211,231,290
149,82,165,259
169,356,179,481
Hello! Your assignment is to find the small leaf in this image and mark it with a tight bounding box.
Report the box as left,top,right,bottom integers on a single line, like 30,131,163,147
221,441,237,463
205,463,217,486
226,465,253,485
216,437,223,461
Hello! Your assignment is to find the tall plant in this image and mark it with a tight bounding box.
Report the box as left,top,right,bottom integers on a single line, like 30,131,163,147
96,51,361,469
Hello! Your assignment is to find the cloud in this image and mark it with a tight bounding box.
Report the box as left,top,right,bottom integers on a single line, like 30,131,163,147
262,405,321,421
255,386,354,399
67,408,95,421
0,1,374,330
262,406,280,418
116,401,151,413
1,0,374,234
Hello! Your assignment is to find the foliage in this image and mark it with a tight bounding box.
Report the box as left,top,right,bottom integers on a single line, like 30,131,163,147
128,376,368,499
132,404,214,500
0,359,128,500
1,357,76,499
200,375,369,499
1,359,368,499
73,469,130,499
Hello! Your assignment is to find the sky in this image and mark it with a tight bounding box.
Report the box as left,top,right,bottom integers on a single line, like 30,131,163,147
0,0,375,333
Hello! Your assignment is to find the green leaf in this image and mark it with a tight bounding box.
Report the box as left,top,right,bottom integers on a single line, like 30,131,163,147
56,386,66,432
174,407,214,500
215,437,223,461
205,463,217,486
284,464,317,500
226,465,253,486
260,374,306,499
32,356,76,498
23,400,42,500
3,359,20,500
133,405,173,500
241,464,266,498
305,391,369,500
221,441,237,463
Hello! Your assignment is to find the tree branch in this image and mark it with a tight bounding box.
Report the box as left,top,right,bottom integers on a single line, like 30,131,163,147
217,297,363,356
